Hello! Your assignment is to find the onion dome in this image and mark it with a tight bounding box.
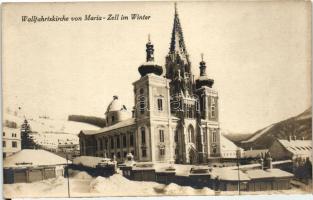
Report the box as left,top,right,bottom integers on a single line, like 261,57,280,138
138,35,163,77
196,54,214,88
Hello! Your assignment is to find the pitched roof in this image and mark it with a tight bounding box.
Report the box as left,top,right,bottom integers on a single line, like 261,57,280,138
80,118,136,136
277,139,312,157
4,149,69,168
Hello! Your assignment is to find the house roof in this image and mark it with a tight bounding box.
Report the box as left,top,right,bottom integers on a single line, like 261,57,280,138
4,149,70,168
211,168,250,181
220,134,242,152
245,169,274,179
277,139,312,157
80,118,136,136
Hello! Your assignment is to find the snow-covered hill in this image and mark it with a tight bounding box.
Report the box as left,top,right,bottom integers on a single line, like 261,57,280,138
3,109,100,150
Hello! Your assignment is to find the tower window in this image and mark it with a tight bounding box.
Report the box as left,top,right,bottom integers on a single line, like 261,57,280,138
3,141,6,147
160,148,165,156
111,115,115,123
159,130,164,142
157,98,163,111
142,149,147,157
3,132,5,136
211,98,216,118
139,89,145,114
141,127,146,145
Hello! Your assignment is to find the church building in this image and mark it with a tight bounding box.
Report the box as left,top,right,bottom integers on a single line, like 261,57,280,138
79,5,221,164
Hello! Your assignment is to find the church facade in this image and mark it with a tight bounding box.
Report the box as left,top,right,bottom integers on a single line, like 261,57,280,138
79,5,221,164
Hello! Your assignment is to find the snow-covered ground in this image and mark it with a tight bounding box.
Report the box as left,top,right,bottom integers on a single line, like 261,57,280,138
3,170,214,198
3,170,309,198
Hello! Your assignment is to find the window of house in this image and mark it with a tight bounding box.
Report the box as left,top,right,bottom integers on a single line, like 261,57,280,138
157,98,163,111
160,148,165,156
3,141,6,147
141,127,146,145
12,141,17,148
111,115,115,123
203,129,207,143
159,130,164,142
123,135,127,148
130,134,134,146
174,130,178,142
100,139,103,150
142,149,147,157
212,130,217,143
110,137,114,149
116,136,120,148
104,138,108,149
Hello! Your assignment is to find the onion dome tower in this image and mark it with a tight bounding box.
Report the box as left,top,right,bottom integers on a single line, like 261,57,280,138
196,54,214,88
138,35,163,77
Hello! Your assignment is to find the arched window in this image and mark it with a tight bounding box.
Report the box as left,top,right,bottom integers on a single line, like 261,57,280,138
141,127,146,145
139,89,145,114
211,97,216,118
188,125,195,143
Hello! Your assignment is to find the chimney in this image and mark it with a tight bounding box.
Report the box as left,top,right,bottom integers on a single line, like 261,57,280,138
288,135,292,141
265,153,273,170
302,137,305,141
293,135,297,141
260,157,264,170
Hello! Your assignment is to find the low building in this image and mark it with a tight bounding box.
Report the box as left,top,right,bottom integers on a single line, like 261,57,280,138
3,149,69,184
269,138,312,161
3,127,21,158
220,135,243,159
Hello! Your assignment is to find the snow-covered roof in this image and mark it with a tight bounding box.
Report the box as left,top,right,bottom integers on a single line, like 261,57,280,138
4,149,70,168
73,156,114,168
80,118,136,136
220,134,241,152
245,168,293,179
211,168,250,181
278,139,312,157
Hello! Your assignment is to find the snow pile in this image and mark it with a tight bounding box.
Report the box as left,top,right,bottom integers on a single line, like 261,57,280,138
155,183,214,196
89,174,160,196
4,176,69,198
69,170,92,180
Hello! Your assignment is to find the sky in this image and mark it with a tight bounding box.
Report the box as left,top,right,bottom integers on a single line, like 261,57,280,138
2,1,311,133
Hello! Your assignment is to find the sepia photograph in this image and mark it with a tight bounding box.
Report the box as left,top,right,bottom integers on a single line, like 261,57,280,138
1,1,312,198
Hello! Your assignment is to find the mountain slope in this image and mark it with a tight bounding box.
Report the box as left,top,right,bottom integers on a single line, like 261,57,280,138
240,107,312,149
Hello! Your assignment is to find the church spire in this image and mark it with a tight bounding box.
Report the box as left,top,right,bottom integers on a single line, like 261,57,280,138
169,2,188,61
